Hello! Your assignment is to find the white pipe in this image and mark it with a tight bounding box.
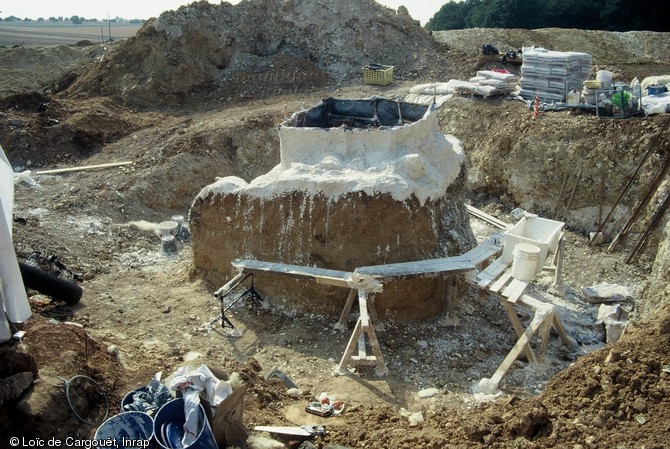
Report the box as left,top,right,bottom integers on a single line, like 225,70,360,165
0,146,32,326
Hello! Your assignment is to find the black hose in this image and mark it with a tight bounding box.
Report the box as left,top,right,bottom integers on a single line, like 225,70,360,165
18,262,83,304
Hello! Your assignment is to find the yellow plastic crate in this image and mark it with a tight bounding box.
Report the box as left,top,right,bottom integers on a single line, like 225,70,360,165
363,65,394,86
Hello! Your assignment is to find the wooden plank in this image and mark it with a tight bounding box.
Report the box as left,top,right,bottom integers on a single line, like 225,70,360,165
350,356,381,364
502,279,528,303
35,160,133,175
487,311,544,386
465,204,510,229
335,289,357,330
489,270,512,293
232,259,351,287
536,309,555,363
337,290,388,376
214,272,246,299
355,256,475,279
462,242,502,267
337,320,362,372
518,294,549,310
552,313,576,348
477,258,511,288
501,300,537,364
358,290,369,328
254,426,313,437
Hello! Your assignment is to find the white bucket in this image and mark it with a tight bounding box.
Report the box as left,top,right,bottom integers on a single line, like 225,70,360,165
158,221,178,236
596,70,613,90
511,243,541,282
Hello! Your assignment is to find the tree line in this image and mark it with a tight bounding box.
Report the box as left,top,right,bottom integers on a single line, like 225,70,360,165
1,16,144,24
426,0,668,32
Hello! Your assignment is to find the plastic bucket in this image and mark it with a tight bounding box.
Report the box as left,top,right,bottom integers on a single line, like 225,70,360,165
596,70,613,90
158,221,178,236
153,398,217,449
121,386,151,412
94,411,154,448
511,243,541,282
171,215,185,236
583,79,601,89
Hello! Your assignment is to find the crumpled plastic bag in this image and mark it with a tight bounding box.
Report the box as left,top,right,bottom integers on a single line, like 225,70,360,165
123,372,172,414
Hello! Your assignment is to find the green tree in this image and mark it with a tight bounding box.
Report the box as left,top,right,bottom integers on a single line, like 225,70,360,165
425,0,668,31
426,1,470,31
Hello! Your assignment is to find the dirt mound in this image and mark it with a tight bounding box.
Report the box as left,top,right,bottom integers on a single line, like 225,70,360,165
0,43,111,97
61,0,451,108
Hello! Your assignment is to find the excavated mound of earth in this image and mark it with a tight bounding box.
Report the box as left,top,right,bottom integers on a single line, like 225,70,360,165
1,1,670,447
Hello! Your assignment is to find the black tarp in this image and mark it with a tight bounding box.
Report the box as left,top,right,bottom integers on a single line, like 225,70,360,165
287,97,430,129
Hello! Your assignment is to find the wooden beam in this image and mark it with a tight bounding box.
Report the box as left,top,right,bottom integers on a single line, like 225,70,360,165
336,290,388,376
486,311,545,387
334,289,357,330
501,299,537,364
35,161,133,175
465,204,509,229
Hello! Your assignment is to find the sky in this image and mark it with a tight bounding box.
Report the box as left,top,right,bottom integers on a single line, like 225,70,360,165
0,1,444,26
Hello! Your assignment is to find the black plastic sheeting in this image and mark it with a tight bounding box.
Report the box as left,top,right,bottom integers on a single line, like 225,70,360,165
285,97,430,129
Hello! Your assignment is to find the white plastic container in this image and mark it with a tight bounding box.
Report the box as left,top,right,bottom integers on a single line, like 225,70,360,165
566,90,580,106
511,243,541,282
502,216,565,272
170,214,184,235
596,70,613,90
158,220,178,236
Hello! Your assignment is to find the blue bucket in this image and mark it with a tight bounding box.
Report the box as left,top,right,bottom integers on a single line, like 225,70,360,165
121,386,151,412
94,411,154,448
153,398,217,449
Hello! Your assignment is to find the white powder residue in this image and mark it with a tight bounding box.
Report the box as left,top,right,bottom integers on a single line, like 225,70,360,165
196,105,464,205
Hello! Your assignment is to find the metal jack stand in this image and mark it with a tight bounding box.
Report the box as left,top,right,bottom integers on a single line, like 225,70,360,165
211,272,263,329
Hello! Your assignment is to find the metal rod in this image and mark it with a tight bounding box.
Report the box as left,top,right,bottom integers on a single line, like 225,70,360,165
591,118,669,245
626,191,670,264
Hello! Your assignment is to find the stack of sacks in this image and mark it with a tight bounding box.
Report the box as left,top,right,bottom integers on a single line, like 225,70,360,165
519,47,591,102
471,70,520,94
405,72,519,105
404,82,453,106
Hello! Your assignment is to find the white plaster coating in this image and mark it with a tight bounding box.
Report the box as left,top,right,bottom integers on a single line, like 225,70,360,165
196,104,464,206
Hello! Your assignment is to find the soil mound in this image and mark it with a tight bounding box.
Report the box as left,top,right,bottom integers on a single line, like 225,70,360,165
61,0,452,108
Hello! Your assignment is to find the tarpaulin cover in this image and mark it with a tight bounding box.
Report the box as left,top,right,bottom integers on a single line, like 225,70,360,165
292,97,429,128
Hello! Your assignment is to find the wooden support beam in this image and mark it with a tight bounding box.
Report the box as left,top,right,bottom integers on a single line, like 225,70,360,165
334,289,357,330
465,204,510,229
535,309,555,363
501,299,537,364
552,312,576,348
35,161,133,175
486,310,545,387
336,290,388,376
214,271,246,299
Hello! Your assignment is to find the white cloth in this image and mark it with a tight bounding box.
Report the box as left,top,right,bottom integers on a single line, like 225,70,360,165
169,364,232,446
